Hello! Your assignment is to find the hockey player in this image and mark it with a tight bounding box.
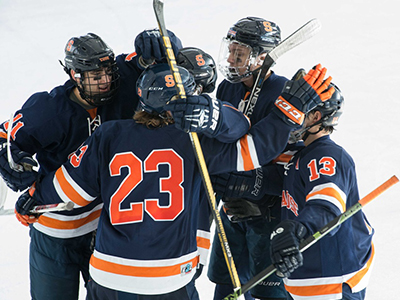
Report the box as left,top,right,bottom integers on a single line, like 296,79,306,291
269,83,374,300
13,63,333,299
0,30,182,300
176,47,218,280
207,16,297,300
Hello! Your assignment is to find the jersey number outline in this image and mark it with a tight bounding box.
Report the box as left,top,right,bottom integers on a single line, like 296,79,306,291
109,149,184,225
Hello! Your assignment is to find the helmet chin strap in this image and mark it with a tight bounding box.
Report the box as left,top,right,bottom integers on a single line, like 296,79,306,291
75,84,97,108
302,125,324,142
290,118,324,143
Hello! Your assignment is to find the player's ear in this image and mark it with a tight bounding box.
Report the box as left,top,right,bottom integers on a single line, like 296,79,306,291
70,69,76,79
312,110,323,123
69,69,80,83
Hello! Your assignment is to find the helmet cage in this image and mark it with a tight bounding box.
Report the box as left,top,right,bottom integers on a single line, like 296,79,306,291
218,38,262,83
64,33,120,106
218,17,280,83
75,62,120,106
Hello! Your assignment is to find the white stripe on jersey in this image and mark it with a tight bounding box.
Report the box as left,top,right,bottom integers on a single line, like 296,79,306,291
236,134,260,172
90,249,198,295
306,182,347,213
197,229,211,265
53,165,97,207
33,203,103,238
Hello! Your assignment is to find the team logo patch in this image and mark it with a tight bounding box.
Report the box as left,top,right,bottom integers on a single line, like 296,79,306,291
180,262,193,274
228,29,237,37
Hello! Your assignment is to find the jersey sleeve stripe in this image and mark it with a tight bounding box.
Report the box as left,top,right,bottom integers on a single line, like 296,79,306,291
285,243,375,299
344,243,375,290
272,153,293,164
196,233,211,250
306,183,347,213
197,229,211,265
37,208,101,230
54,166,96,207
237,134,260,171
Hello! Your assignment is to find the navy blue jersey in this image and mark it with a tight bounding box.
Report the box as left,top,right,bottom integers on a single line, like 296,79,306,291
0,52,143,238
281,136,374,299
216,73,305,201
32,112,295,294
217,72,287,124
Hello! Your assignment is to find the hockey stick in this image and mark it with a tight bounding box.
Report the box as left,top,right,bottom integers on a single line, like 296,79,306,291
224,175,399,300
7,113,23,172
152,0,244,297
0,201,74,216
244,18,321,117
0,178,11,215
7,113,34,172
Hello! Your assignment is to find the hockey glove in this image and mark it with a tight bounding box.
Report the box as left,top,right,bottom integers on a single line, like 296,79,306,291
211,168,265,201
0,138,38,192
274,64,335,126
270,219,307,277
15,186,39,226
164,95,222,137
223,197,262,223
134,29,183,69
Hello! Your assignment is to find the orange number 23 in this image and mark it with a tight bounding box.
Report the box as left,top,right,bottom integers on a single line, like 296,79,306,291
109,149,184,225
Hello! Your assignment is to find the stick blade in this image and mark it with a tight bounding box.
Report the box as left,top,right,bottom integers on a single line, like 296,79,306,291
0,208,14,215
269,18,322,61
153,0,165,24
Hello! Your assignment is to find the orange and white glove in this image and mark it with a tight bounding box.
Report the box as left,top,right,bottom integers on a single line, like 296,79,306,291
274,64,335,126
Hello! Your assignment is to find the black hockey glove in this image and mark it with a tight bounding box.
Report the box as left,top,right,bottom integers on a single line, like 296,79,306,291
211,168,265,202
270,219,307,277
15,187,39,227
273,64,335,126
223,197,262,223
0,138,38,192
134,29,182,69
164,95,222,137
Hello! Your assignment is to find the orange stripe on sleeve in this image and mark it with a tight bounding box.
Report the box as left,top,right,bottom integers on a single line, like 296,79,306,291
272,153,293,164
197,236,210,250
90,254,199,278
346,243,375,288
306,187,346,212
38,209,101,229
239,136,254,171
55,168,92,207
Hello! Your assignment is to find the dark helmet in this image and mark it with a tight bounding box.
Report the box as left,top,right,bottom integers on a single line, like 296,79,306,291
177,47,217,93
227,17,281,55
63,33,120,106
136,63,196,115
289,83,344,143
315,83,344,127
218,17,281,83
